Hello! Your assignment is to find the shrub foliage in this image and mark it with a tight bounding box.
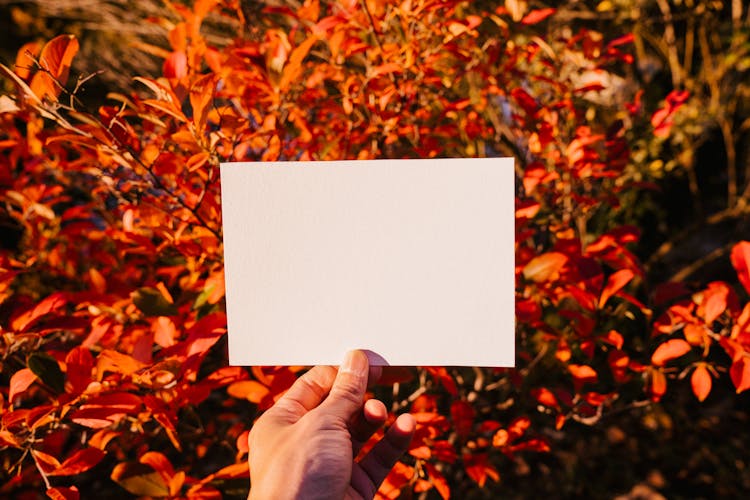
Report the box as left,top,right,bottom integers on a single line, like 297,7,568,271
2,0,750,498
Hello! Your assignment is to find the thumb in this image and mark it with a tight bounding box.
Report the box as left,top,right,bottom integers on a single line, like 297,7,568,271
323,350,369,419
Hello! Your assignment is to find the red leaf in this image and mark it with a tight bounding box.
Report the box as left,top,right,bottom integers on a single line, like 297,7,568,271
48,448,105,476
511,87,538,115
163,51,188,79
520,8,556,25
424,367,457,396
607,33,635,48
9,368,37,401
450,400,475,438
69,392,143,428
599,269,635,308
11,292,67,332
651,339,691,366
65,346,94,394
730,357,750,393
531,387,559,409
691,364,712,402
731,241,750,295
32,449,61,473
46,486,80,500
464,453,499,487
650,90,689,137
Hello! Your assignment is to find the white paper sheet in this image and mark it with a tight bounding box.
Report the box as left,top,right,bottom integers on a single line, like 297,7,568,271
221,158,515,367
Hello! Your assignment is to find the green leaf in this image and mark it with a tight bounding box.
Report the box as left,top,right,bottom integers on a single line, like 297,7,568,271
132,287,178,317
111,462,170,497
27,352,65,393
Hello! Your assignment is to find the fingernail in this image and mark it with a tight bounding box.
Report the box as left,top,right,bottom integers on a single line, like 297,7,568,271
341,350,368,376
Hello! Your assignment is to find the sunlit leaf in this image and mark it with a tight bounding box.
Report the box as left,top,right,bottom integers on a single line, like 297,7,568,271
48,448,105,476
29,35,79,100
691,364,712,402
731,241,750,295
599,269,635,308
651,339,691,366
9,368,37,401
523,252,568,283
520,8,555,25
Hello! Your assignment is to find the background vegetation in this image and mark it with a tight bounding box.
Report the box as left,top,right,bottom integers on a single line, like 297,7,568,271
2,0,750,498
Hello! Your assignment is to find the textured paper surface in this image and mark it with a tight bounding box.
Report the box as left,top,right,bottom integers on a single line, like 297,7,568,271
221,158,515,366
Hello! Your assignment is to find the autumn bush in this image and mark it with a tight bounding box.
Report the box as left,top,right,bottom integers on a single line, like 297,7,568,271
2,0,750,498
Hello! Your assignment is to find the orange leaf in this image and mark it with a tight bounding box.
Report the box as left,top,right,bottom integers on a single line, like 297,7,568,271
152,317,177,348
700,282,730,324
280,35,318,91
96,349,146,377
522,252,568,283
29,35,79,100
15,41,42,80
190,73,217,132
650,368,667,402
731,241,750,295
140,451,175,483
651,338,691,366
507,416,530,440
48,448,105,476
599,269,635,308
691,364,712,402
227,380,270,403
424,462,450,500
568,364,598,384
377,461,415,499
531,387,559,409
520,8,556,25
369,62,403,79
9,368,37,401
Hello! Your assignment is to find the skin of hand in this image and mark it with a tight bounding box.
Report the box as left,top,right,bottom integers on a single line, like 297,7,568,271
247,350,416,500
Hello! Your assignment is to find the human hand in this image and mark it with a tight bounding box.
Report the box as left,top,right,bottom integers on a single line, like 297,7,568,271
247,350,416,500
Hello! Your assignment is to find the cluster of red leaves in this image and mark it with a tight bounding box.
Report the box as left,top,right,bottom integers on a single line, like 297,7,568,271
1,1,749,499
